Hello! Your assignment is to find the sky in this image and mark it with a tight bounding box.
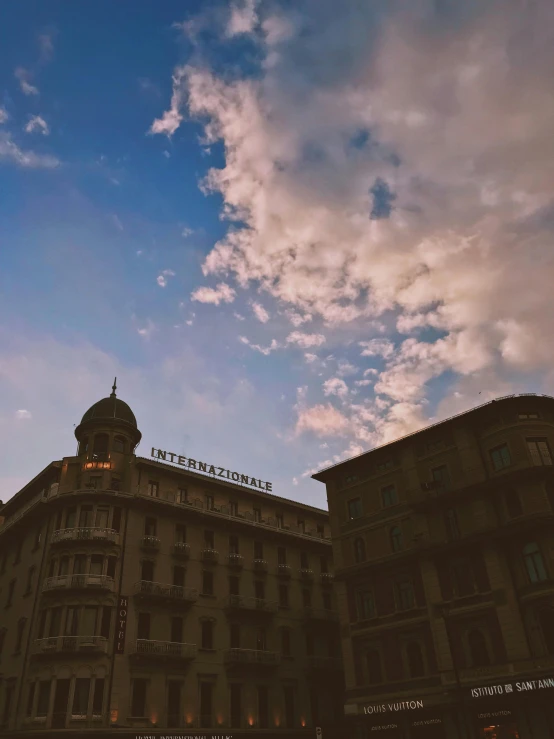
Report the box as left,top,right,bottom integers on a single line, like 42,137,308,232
1,0,553,509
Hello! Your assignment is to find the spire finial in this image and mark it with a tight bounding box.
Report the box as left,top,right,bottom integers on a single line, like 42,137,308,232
111,377,117,397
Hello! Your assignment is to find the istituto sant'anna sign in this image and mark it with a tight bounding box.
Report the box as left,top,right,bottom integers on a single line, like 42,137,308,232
151,448,273,492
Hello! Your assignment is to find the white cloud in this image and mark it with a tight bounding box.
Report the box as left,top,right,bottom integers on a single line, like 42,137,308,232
323,377,349,399
24,115,50,135
181,226,193,238
0,108,9,124
286,331,326,349
15,409,32,420
226,0,258,37
38,31,55,62
295,403,349,437
251,301,269,323
191,282,236,305
336,359,358,377
0,131,59,168
359,339,395,358
285,309,312,327
354,379,373,387
304,353,318,363
163,150,171,158
239,336,279,355
150,66,187,136
137,320,157,339
14,67,39,96
157,269,176,288
112,215,124,232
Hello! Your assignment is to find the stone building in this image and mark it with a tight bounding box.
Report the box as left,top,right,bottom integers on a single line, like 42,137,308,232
0,384,344,738
313,393,554,739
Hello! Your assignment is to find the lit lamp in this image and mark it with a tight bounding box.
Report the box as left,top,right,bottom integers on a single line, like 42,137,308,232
110,709,118,724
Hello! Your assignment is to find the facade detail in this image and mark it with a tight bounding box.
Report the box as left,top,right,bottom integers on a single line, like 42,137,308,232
313,393,554,739
0,384,344,738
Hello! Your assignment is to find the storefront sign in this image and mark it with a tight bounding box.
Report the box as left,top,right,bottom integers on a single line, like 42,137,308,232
470,677,554,698
370,725,399,732
412,718,442,726
151,448,272,492
115,596,128,654
363,700,425,714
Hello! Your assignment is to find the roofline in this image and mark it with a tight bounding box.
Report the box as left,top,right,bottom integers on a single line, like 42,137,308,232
1,461,62,514
312,393,554,482
136,456,329,516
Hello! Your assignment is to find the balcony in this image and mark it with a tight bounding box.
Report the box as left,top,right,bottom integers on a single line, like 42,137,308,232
303,607,339,623
171,542,191,559
43,575,115,593
222,595,278,614
253,558,268,573
131,639,197,663
200,548,219,563
300,568,314,581
51,528,119,546
277,563,291,578
140,535,160,551
32,636,108,657
224,648,280,668
306,655,343,672
133,580,198,606
321,572,335,584
226,553,244,569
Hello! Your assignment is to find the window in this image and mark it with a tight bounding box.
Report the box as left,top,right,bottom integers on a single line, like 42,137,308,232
256,627,267,651
73,554,86,574
284,686,295,729
490,444,511,471
395,579,415,611
65,507,77,528
519,413,539,419
431,465,450,491
390,526,403,552
406,642,425,678
354,537,366,563
297,518,305,533
79,436,89,455
171,616,183,643
376,458,394,472
381,484,398,507
254,581,265,600
279,584,289,608
347,497,362,520
100,607,112,639
205,494,214,510
229,576,239,596
202,570,214,595
147,480,159,498
15,618,27,653
366,650,383,684
200,682,212,728
451,559,476,597
90,554,103,575
36,681,51,717
106,556,117,579
445,509,460,540
173,566,185,587
72,678,90,717
357,590,376,620
176,488,188,504
258,685,269,729
230,684,242,728
144,517,157,536
277,547,287,565
322,591,332,610
167,681,181,729
281,628,291,656
204,530,215,549
95,506,109,528
33,527,42,550
137,612,150,640
317,523,324,536
228,499,238,516
79,505,94,527
49,607,62,637
141,560,154,582
230,623,240,648
112,507,122,532
527,438,552,466
302,588,311,608
253,507,262,522
229,535,239,554
176,524,187,543
58,556,70,576
201,620,214,649
113,436,126,453
467,629,490,667
505,489,523,518
6,579,15,607
88,475,102,490
82,606,98,635
131,679,148,717
92,678,104,716
300,551,309,569
110,475,121,491
523,542,548,583
27,682,36,716
253,541,264,560
92,433,109,457
276,513,284,528
65,605,79,636
25,566,36,594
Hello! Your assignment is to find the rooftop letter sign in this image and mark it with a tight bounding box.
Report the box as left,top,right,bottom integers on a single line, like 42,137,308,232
151,448,273,492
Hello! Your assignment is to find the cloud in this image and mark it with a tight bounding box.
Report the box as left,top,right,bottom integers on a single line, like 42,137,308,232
181,226,193,237
323,377,349,399
0,131,59,168
191,282,236,305
149,66,187,136
15,409,32,420
24,115,50,136
38,31,55,62
359,338,395,358
0,108,9,124
157,269,176,288
295,403,349,437
304,353,318,363
14,67,39,96
239,336,279,355
112,215,124,231
336,359,358,377
234,312,246,321
137,320,157,339
284,310,313,327
286,331,326,349
251,301,269,323
226,0,259,37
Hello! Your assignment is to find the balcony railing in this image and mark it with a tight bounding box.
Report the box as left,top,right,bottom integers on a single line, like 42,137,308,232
277,563,291,578
321,572,334,583
223,595,278,613
133,580,198,604
200,548,219,563
43,575,115,592
253,559,268,573
300,568,314,580
224,648,280,666
306,655,343,671
133,639,197,660
32,636,108,656
171,542,191,559
140,535,160,550
227,553,244,568
303,607,339,622
51,528,119,545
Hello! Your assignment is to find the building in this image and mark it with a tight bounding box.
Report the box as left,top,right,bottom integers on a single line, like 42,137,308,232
0,383,344,738
312,393,554,739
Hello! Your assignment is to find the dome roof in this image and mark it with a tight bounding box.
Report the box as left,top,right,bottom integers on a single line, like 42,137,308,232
80,396,137,427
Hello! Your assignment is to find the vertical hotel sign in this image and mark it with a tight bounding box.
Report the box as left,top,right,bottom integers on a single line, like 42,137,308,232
115,596,128,654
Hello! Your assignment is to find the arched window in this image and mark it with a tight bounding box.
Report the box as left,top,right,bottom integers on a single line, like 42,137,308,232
113,436,126,454
390,526,403,552
354,537,366,563
78,437,89,455
92,433,109,457
366,650,383,684
467,629,490,667
406,642,425,678
523,543,548,583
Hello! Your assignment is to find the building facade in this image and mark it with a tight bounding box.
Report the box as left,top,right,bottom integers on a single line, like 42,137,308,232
0,386,344,738
313,393,554,739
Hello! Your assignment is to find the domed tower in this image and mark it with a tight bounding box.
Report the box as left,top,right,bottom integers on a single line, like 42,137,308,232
74,379,141,492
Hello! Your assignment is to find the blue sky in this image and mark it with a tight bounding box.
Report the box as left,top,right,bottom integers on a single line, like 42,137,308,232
1,0,553,507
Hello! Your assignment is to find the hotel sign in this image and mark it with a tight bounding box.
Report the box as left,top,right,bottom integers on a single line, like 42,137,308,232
115,596,128,654
151,448,273,492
